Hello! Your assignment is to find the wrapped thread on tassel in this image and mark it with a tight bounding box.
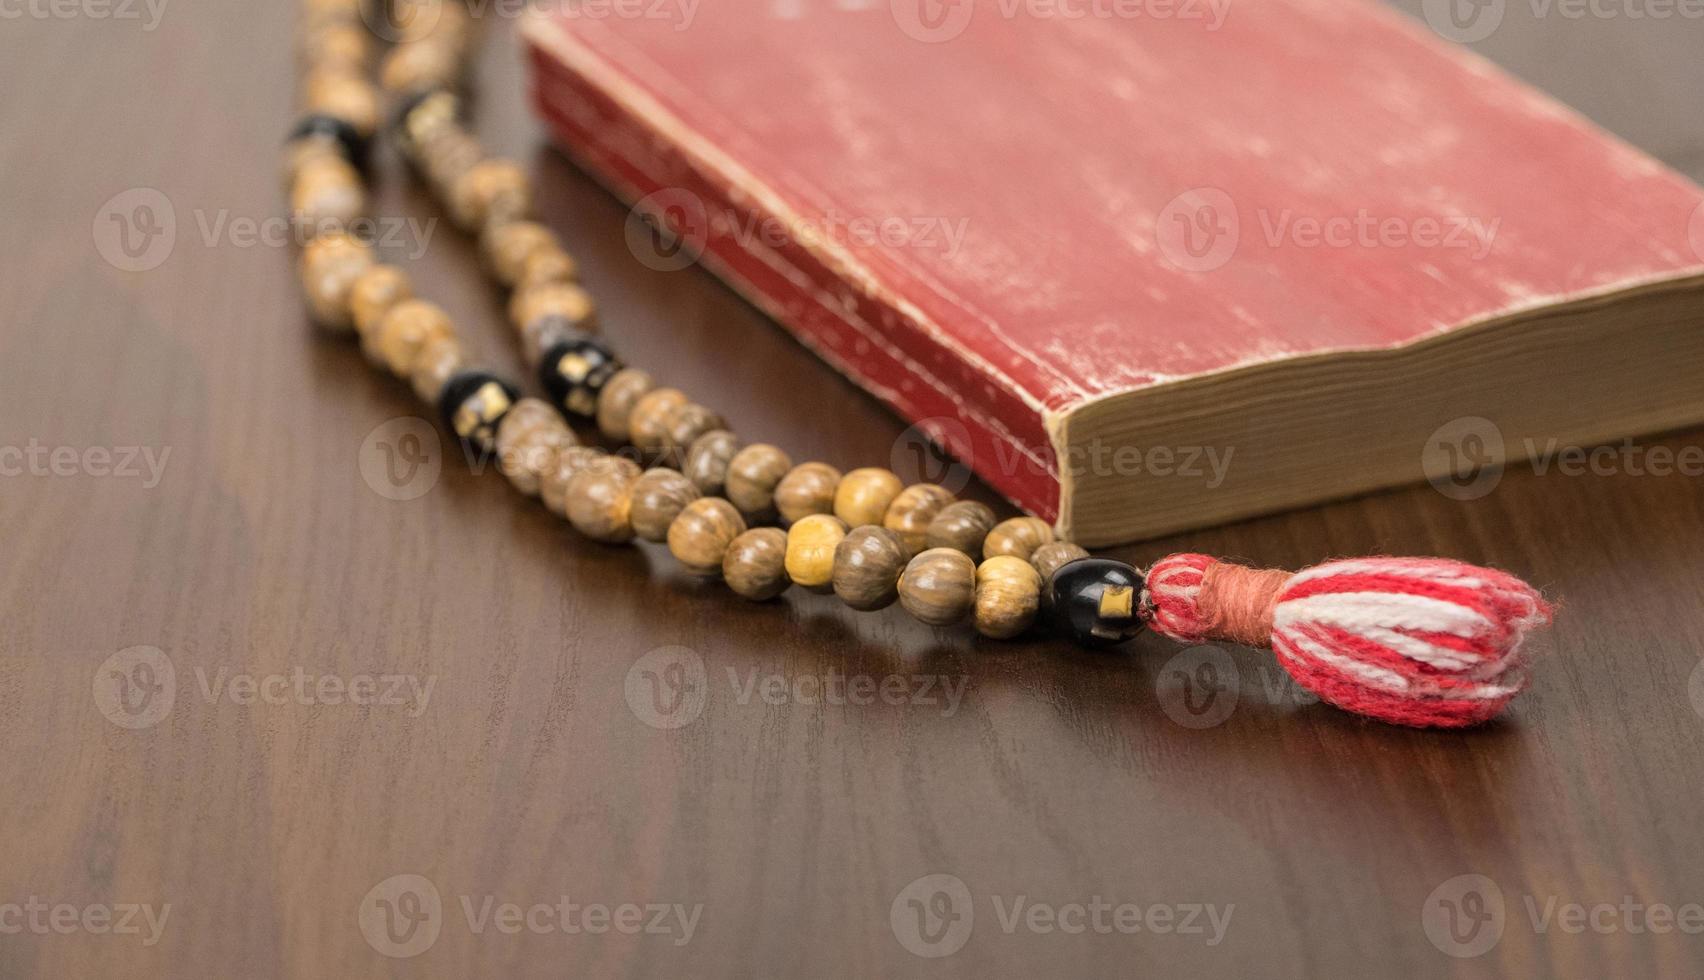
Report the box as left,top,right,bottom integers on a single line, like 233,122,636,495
1140,554,1553,728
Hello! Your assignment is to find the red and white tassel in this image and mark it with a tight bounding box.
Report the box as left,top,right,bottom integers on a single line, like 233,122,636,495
1141,554,1553,728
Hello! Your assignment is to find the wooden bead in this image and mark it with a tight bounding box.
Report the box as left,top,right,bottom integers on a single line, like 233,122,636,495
565,456,642,543
417,128,481,196
409,336,464,404
667,497,746,576
500,397,563,435
281,134,346,191
596,368,655,442
349,264,412,338
723,528,790,601
379,40,458,95
983,516,1054,562
627,388,687,461
832,526,906,611
450,158,530,231
773,462,841,525
1030,542,1091,588
663,403,725,466
517,248,579,290
301,69,379,136
495,399,575,498
724,444,792,519
898,548,977,627
290,155,364,232
834,467,904,528
882,483,955,558
509,282,595,335
482,221,558,287
299,232,372,331
924,500,997,556
784,514,848,593
630,468,702,543
395,90,462,165
298,21,370,71
372,299,454,378
973,556,1042,639
540,445,607,517
684,430,741,496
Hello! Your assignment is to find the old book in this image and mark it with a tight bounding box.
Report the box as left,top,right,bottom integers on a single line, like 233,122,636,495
521,0,1704,546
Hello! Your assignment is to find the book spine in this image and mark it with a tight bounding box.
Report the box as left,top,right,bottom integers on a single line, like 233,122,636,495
522,19,1064,524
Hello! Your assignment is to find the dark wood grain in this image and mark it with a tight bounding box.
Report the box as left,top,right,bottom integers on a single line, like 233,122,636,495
1,2,1702,977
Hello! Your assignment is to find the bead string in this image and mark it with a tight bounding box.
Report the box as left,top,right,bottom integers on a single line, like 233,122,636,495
286,0,1556,727
290,0,1136,645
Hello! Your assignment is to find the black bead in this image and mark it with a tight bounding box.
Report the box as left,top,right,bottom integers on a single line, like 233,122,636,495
1049,558,1147,648
438,371,521,462
538,333,622,420
287,113,369,170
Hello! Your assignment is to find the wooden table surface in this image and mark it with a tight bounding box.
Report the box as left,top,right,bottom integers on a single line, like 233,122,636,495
2,2,1701,977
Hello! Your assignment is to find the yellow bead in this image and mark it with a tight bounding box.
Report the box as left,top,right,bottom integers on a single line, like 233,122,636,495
784,514,848,593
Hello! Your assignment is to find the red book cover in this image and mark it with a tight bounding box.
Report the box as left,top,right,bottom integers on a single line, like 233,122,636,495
521,0,1704,544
